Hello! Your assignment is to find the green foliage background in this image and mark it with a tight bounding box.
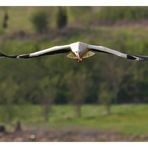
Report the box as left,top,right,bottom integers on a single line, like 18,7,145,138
0,6,148,105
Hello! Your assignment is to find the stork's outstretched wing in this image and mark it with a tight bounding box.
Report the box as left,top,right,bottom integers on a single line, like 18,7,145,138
88,44,148,61
0,45,71,59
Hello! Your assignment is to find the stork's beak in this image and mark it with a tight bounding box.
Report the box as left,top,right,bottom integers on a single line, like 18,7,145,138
75,52,82,61
75,52,80,59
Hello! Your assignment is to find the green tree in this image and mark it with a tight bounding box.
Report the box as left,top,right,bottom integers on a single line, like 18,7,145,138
31,11,49,33
3,10,9,29
65,69,92,117
0,77,19,122
56,7,68,29
98,55,132,115
39,76,58,122
98,82,114,115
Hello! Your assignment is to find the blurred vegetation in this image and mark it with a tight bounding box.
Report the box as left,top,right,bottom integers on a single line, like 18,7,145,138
31,11,49,33
0,7,148,128
0,104,148,135
97,7,148,24
56,7,68,29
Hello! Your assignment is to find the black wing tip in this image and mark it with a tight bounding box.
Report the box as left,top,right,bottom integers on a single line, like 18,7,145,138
17,54,30,59
0,52,17,58
0,52,30,59
127,55,136,60
0,52,6,57
127,55,143,61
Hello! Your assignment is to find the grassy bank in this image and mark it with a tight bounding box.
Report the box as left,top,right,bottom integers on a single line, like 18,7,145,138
0,104,148,135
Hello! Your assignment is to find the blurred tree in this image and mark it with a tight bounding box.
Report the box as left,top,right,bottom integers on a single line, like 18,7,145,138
3,10,9,29
97,7,148,25
39,75,58,122
65,69,92,117
0,77,19,122
31,11,49,33
66,7,92,27
98,82,114,115
98,55,132,115
56,7,68,29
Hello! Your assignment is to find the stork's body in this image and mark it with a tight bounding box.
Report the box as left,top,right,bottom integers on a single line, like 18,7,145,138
67,42,94,62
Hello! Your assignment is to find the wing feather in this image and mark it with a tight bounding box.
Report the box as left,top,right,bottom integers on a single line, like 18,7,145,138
88,44,148,61
0,45,71,59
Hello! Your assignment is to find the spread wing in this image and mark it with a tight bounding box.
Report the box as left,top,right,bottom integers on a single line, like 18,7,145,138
88,44,148,61
0,45,71,59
